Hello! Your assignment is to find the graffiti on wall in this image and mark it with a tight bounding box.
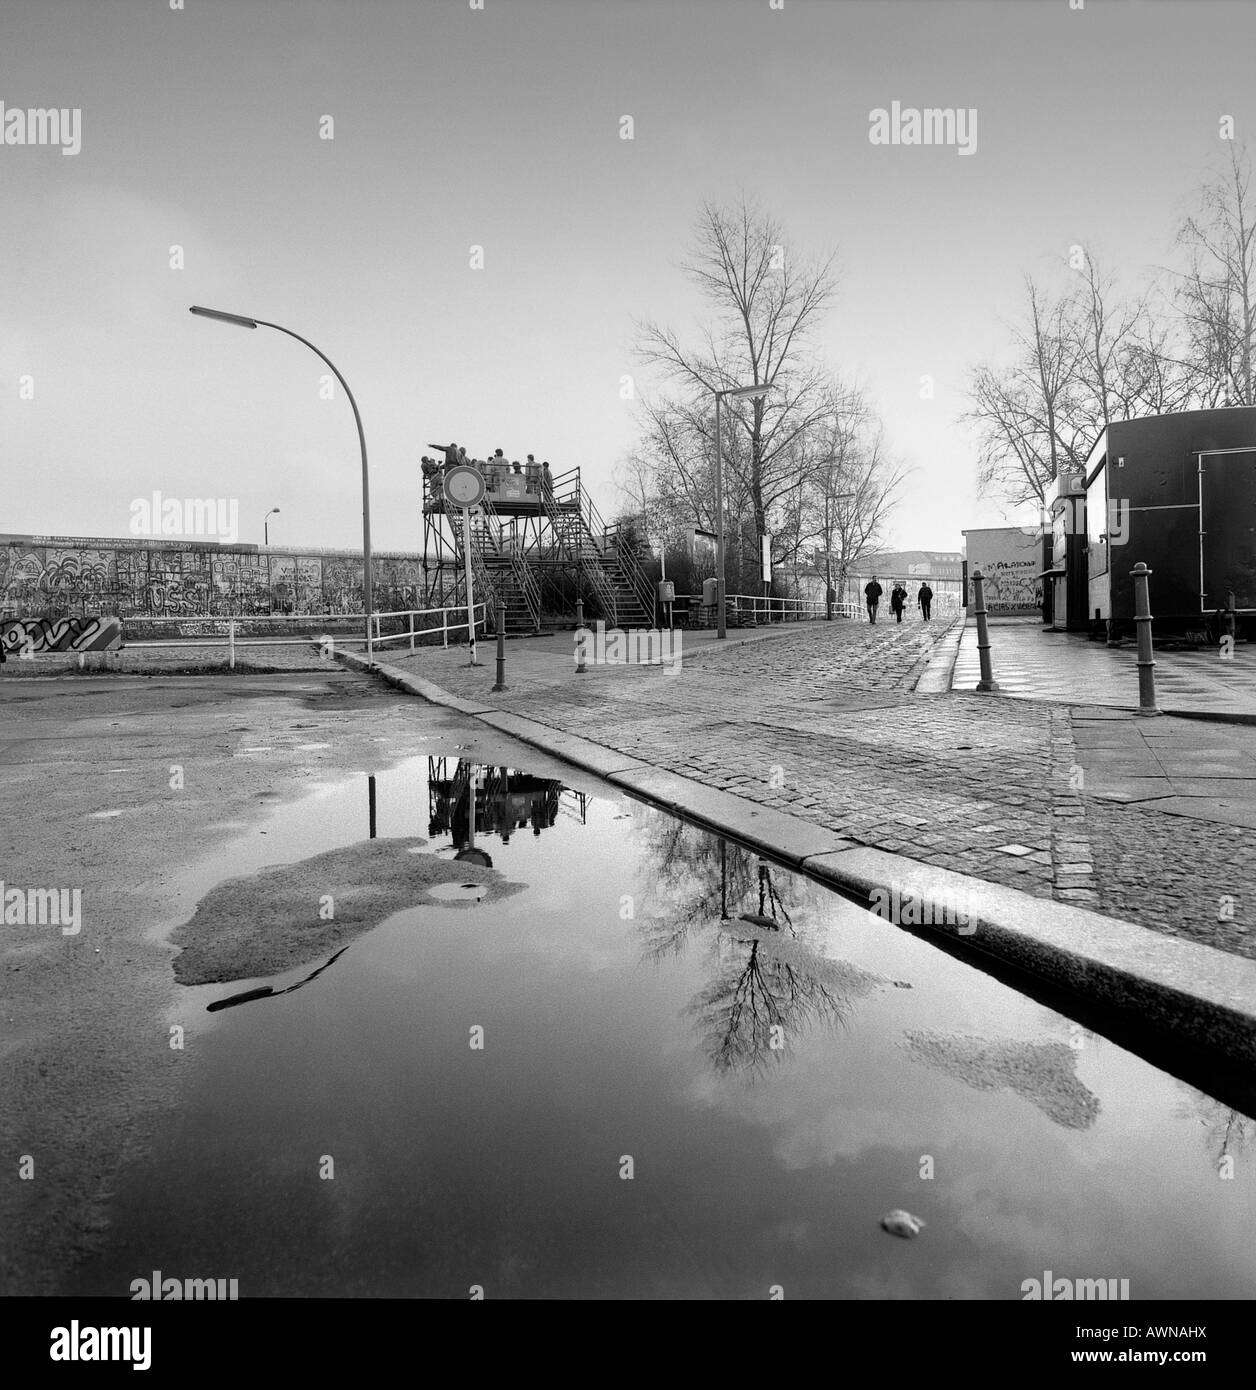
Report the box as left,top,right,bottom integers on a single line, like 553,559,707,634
0,537,424,622
1,615,123,654
964,529,1042,615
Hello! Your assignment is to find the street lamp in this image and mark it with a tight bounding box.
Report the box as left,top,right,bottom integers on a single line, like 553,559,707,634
190,305,374,661
814,471,856,620
713,381,776,639
264,508,280,546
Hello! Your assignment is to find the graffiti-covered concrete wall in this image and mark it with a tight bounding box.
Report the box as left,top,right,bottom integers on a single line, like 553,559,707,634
0,534,425,625
962,527,1043,615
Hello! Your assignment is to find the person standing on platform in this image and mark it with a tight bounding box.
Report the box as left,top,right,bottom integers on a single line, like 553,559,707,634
428,442,460,473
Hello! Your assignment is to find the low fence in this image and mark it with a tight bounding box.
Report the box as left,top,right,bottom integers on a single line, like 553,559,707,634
3,603,484,672
369,603,486,651
670,593,858,626
728,594,860,622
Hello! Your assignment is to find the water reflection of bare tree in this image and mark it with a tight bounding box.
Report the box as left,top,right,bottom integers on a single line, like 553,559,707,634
1174,1084,1256,1170
691,924,874,1076
629,809,881,1075
631,814,797,954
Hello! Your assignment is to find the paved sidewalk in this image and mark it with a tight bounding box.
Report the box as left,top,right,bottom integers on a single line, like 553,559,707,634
378,616,1256,963
953,617,1256,720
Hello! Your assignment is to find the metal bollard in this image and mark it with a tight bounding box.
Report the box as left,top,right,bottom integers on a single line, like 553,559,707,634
492,604,507,691
574,597,587,674
1130,561,1162,716
972,568,999,692
228,619,236,671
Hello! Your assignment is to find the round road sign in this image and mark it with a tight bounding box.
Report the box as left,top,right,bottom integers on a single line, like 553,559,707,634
443,464,486,509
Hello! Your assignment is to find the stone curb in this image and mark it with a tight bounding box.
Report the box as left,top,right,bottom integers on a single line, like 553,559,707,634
335,647,1256,1065
913,617,965,693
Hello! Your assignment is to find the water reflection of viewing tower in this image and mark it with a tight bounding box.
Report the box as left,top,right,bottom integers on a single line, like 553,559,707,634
427,757,589,851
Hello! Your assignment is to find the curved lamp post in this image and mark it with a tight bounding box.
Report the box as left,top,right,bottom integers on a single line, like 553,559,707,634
264,507,280,546
713,381,776,639
190,306,374,661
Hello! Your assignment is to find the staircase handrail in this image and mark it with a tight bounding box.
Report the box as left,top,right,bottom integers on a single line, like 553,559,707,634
578,481,654,623
453,498,503,631
480,495,541,630
602,518,655,619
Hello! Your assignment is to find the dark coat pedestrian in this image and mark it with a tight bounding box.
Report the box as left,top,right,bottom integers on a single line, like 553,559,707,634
864,578,883,623
890,583,908,623
917,583,933,620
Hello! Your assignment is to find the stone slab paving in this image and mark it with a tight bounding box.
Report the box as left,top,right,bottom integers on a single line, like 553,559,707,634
953,616,1256,718
382,614,1256,963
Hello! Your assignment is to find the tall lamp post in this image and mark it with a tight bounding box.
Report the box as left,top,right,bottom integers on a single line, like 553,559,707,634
819,480,856,619
713,381,776,639
190,306,374,662
264,507,280,547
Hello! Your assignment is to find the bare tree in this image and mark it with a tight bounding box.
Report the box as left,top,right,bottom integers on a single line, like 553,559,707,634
964,276,1090,507
784,387,906,601
1071,250,1152,430
1175,143,1256,406
634,197,840,588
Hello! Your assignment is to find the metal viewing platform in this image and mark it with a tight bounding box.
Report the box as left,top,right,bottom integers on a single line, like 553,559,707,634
421,462,654,635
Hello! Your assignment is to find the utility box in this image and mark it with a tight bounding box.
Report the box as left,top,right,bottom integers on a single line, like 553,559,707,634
1071,407,1256,638
658,580,675,603
1049,471,1088,631
702,577,718,608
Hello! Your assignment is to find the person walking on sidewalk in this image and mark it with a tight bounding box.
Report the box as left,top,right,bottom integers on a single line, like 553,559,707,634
864,576,883,623
917,582,933,621
890,581,907,623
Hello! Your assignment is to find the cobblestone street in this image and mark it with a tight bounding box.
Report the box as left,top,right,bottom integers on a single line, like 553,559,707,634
387,616,1256,961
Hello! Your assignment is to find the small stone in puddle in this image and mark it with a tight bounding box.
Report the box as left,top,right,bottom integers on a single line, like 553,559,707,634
428,881,489,903
892,980,913,988
881,1209,925,1238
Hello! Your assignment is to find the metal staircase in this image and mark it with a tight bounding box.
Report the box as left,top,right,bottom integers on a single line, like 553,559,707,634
425,461,656,634
465,499,541,635
544,470,654,628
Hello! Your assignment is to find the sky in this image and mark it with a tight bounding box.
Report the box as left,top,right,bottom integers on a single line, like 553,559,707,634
2,0,1255,556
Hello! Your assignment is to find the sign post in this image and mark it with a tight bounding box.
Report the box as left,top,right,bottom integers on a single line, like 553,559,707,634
443,464,487,667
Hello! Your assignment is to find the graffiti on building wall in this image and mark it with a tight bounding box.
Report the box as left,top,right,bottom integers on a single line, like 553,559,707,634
0,537,424,622
1,615,123,654
979,561,1040,611
964,528,1042,615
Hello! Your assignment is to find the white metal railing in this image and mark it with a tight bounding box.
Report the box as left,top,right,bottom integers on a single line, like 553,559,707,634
671,593,857,624
101,604,484,669
727,594,855,623
370,602,486,651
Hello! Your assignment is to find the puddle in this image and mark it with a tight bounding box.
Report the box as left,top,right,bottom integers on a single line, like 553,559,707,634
64,754,1256,1299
